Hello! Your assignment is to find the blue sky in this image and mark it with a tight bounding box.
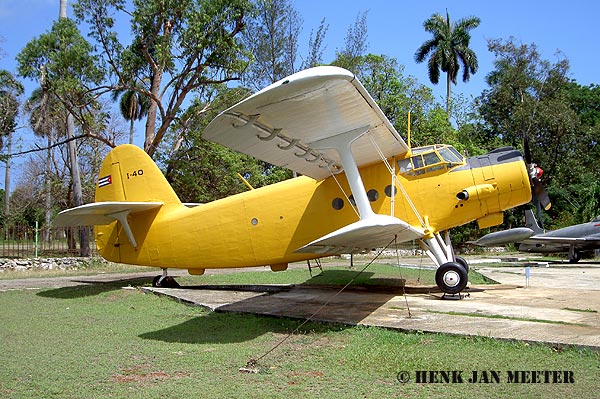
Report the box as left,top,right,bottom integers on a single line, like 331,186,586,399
1,0,600,190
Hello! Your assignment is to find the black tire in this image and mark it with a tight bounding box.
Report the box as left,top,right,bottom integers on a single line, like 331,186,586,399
152,275,180,288
435,262,468,294
454,256,469,273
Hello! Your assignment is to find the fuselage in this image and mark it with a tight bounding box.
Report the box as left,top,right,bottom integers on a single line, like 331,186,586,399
95,145,531,273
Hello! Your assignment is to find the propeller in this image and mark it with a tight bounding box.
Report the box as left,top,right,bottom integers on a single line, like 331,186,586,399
523,133,551,228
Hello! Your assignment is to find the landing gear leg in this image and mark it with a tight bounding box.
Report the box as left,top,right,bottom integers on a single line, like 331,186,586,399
568,246,581,263
419,232,470,296
152,268,180,288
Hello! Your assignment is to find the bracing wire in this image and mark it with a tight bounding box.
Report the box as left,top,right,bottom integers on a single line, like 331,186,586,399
243,235,399,371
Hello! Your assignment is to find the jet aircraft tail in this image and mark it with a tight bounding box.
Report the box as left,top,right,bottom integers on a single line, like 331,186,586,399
524,209,544,234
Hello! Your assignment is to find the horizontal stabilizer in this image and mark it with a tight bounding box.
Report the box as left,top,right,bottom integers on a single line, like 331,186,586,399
53,202,163,227
53,202,163,250
473,227,534,247
295,215,424,254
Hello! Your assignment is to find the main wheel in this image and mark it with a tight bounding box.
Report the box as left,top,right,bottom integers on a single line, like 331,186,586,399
435,262,468,294
454,256,469,273
569,252,581,263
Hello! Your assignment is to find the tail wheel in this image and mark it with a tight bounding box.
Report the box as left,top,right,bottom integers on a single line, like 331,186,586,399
435,262,468,294
152,275,180,288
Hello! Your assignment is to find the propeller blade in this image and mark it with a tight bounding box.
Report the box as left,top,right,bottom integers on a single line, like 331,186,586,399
532,177,551,210
523,133,532,164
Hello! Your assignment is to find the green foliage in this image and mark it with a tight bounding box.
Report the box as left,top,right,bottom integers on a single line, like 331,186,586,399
331,11,369,73
157,86,292,203
75,0,253,156
241,0,302,90
0,70,24,146
16,18,104,106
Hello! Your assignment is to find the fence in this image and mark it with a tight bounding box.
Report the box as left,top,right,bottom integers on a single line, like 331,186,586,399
0,223,97,258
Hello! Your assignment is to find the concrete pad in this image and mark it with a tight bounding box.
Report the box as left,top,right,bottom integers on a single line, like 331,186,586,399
142,263,600,351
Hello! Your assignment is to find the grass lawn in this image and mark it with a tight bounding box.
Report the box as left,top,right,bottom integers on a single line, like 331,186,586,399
0,268,598,399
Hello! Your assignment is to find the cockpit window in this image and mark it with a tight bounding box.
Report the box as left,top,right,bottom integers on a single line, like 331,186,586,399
398,145,465,176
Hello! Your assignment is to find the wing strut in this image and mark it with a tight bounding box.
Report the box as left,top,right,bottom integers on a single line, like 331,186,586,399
311,126,374,220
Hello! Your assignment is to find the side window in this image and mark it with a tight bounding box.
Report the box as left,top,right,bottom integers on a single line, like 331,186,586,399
412,155,424,169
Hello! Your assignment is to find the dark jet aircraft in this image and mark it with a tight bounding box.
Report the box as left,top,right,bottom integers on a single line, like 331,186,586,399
474,210,600,263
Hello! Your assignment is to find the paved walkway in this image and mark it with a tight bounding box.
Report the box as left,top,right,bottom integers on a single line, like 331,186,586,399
143,262,600,350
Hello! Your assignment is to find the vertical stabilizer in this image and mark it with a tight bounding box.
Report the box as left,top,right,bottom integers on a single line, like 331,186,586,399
94,144,181,205
524,209,544,234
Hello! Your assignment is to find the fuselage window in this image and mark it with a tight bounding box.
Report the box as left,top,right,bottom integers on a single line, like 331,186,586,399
332,197,344,210
384,185,397,197
367,189,379,202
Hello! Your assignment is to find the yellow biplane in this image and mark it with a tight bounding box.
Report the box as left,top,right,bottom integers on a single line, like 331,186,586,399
55,66,533,295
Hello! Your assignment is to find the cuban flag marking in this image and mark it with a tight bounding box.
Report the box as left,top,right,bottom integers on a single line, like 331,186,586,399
98,175,112,187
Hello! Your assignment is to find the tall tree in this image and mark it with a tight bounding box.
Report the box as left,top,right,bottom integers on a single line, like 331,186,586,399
74,0,252,157
476,38,580,228
242,0,302,90
59,0,90,255
24,88,65,240
356,53,435,141
302,17,328,69
17,15,104,255
414,11,480,116
332,10,368,74
0,70,24,222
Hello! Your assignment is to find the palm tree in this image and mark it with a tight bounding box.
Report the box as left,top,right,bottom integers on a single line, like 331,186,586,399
112,88,150,144
414,11,480,116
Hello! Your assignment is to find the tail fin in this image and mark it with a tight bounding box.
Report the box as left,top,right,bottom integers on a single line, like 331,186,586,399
524,209,543,234
94,144,181,205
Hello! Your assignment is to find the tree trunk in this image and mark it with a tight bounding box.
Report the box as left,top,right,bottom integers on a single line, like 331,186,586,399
44,134,52,243
67,113,90,256
129,116,134,144
144,69,163,155
4,130,11,221
59,0,67,18
446,71,451,118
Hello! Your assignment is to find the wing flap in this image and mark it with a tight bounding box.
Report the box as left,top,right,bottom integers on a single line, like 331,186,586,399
203,66,409,180
295,215,424,254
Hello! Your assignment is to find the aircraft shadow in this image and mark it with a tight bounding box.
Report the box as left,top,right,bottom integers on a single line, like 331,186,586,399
138,311,348,345
36,277,153,299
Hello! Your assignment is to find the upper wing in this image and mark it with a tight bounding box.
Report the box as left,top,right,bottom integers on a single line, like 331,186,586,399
203,66,409,180
295,215,424,254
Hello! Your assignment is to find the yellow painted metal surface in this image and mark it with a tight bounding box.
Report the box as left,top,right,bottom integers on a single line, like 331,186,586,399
89,144,531,273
